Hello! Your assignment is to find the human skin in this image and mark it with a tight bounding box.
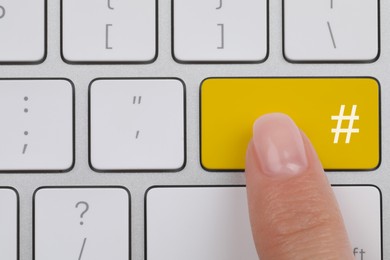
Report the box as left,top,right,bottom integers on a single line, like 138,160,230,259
246,113,353,260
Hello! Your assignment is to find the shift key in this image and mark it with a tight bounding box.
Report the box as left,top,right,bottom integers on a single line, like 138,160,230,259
201,78,380,171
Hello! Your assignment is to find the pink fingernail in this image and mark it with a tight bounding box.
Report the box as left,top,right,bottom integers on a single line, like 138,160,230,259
253,113,308,177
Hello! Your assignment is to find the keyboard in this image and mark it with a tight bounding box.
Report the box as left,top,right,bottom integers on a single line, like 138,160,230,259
0,0,385,259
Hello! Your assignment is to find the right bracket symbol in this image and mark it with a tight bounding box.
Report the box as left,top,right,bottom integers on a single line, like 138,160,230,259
216,0,223,10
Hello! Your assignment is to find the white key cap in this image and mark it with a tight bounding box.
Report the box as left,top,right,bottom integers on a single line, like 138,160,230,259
90,79,185,171
0,80,74,171
62,0,156,63
0,0,45,62
34,187,130,260
173,0,268,62
146,186,382,260
0,188,18,260
284,0,379,62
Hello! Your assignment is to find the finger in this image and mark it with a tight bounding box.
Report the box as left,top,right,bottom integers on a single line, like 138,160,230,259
245,113,353,260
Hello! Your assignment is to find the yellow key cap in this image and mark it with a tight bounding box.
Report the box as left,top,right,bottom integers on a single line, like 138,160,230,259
201,78,380,171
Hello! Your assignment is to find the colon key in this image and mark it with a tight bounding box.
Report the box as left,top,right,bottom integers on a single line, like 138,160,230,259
0,80,74,172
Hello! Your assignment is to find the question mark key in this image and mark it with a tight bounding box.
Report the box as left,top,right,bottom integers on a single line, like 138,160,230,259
75,201,89,225
34,187,130,260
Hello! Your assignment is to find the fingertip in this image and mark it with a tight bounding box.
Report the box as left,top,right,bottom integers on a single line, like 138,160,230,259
245,114,352,260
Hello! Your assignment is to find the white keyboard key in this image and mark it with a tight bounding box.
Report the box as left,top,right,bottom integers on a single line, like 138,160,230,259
146,186,382,260
0,188,18,260
173,0,268,62
0,80,74,171
335,186,382,259
90,79,185,171
34,187,130,260
62,0,156,63
0,0,45,62
284,0,379,62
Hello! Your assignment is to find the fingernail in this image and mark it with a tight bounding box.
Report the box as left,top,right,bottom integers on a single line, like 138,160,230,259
253,113,308,177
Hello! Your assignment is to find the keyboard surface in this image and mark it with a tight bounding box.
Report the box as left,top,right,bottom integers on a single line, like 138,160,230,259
0,0,388,259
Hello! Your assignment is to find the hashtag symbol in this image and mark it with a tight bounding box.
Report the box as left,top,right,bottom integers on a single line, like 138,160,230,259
331,105,360,144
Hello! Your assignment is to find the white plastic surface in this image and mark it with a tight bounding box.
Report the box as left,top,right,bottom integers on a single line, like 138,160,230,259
0,189,18,260
146,186,381,260
173,0,268,62
284,0,379,61
0,0,45,62
90,79,185,171
62,0,156,62
0,80,73,171
34,187,129,260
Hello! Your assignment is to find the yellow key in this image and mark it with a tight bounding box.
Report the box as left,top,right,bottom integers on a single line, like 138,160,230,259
201,78,380,171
